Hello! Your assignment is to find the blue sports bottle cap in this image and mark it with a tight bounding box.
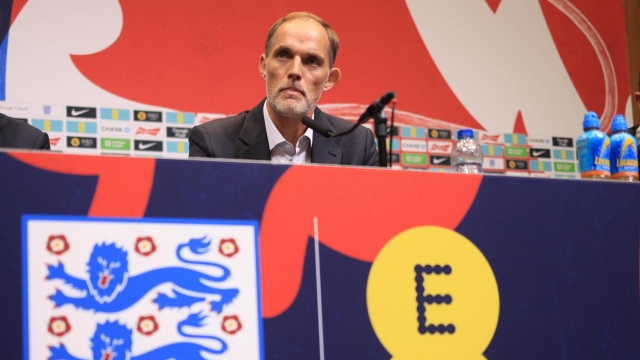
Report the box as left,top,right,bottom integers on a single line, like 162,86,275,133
582,111,600,130
610,114,628,132
457,129,474,139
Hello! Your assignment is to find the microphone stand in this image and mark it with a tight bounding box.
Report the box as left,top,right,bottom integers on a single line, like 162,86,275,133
372,109,388,168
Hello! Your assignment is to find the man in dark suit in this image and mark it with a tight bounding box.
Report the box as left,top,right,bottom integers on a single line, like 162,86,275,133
0,114,50,150
189,12,378,166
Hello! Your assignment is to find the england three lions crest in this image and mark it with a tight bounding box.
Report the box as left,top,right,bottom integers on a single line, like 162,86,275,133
24,216,263,360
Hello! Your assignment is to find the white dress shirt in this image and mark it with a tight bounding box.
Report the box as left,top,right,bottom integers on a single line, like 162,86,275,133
263,102,314,164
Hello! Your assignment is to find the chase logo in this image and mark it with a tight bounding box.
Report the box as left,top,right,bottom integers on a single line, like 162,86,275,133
100,124,130,134
401,139,427,152
527,136,551,146
134,110,163,122
367,226,499,359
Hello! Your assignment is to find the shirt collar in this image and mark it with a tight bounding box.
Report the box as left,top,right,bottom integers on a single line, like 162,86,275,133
263,102,314,150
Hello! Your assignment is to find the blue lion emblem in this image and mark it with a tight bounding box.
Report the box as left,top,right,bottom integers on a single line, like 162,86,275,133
49,312,227,360
47,237,238,313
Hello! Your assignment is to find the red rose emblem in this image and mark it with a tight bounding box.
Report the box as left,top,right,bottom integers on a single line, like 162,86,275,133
46,235,69,255
135,236,156,256
48,316,71,337
218,238,239,258
221,315,242,335
137,316,159,336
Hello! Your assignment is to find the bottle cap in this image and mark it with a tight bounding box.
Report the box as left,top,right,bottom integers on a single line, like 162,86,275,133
610,114,628,132
582,111,600,130
457,129,474,139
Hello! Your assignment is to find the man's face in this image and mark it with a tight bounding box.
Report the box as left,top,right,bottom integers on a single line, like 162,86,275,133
260,19,340,118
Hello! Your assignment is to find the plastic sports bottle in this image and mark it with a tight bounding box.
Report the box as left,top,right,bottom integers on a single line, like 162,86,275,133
451,129,483,174
609,114,638,182
576,112,610,179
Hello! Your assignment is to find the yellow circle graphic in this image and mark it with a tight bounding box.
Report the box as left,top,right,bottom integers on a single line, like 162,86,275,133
508,160,516,169
137,111,147,121
430,129,439,138
70,138,80,147
367,226,499,359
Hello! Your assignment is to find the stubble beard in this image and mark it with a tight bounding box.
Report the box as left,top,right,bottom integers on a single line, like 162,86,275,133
266,79,324,118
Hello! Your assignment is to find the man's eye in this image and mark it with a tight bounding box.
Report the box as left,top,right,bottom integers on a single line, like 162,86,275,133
277,51,287,58
307,58,318,65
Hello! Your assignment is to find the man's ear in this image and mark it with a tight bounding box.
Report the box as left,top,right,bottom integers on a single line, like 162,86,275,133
635,92,640,110
259,54,267,80
323,67,342,92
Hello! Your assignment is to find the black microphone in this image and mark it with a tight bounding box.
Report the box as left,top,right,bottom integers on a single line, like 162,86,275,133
301,91,396,139
357,91,396,124
302,116,334,138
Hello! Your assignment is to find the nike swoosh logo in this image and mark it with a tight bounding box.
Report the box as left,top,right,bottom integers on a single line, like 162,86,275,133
532,150,546,156
138,143,157,150
433,157,448,164
71,109,90,116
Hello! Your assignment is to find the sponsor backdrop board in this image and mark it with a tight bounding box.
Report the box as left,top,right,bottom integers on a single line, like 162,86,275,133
6,100,585,176
2,151,640,359
0,1,634,177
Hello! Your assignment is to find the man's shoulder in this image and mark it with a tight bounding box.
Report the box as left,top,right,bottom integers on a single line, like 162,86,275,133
0,113,49,149
0,114,44,138
193,111,250,135
320,111,372,138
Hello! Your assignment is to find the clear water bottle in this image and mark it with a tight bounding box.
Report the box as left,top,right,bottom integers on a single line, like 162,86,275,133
451,129,483,173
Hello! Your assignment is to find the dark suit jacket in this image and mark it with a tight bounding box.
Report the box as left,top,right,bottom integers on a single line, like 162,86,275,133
189,99,379,166
0,114,50,150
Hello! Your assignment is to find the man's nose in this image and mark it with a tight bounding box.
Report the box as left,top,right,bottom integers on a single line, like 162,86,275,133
287,56,302,81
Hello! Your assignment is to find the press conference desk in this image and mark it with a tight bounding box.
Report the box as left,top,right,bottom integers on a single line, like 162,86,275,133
1,151,640,359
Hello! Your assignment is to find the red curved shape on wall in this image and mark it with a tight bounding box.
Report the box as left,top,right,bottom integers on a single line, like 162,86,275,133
9,152,155,217
70,0,482,129
259,166,482,317
539,0,629,127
